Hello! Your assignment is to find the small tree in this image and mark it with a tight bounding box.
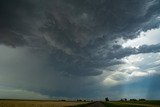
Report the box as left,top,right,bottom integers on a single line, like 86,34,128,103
105,97,109,101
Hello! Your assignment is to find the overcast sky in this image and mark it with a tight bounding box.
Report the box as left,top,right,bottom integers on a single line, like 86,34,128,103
0,0,160,100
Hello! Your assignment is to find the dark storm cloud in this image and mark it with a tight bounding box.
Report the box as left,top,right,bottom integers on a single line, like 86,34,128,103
106,43,160,60
138,43,160,53
0,0,160,76
43,0,160,76
0,0,160,98
0,0,35,46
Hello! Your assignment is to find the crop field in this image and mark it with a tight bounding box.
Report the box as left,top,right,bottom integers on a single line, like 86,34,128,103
0,100,160,107
103,101,160,107
0,100,90,107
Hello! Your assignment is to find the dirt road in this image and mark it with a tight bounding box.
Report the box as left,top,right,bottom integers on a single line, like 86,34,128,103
86,102,105,107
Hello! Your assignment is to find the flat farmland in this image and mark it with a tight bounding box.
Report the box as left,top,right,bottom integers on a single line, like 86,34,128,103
0,100,90,107
103,101,160,107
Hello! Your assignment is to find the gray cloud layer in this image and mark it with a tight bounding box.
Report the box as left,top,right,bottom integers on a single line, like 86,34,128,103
0,0,160,99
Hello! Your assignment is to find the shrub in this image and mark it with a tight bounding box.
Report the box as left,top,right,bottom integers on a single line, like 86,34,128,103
130,99,137,101
139,99,146,101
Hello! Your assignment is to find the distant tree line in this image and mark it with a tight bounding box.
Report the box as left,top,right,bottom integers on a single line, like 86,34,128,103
120,98,127,101
130,99,146,101
76,99,91,102
120,98,146,101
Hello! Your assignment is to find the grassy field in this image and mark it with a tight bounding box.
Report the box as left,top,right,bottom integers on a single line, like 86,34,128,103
103,100,160,107
0,100,90,107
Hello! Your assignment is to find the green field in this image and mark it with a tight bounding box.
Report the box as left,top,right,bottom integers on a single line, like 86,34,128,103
69,100,160,107
102,101,160,107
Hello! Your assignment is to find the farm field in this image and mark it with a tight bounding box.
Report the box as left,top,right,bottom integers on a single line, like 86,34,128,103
0,100,160,107
0,100,90,107
103,101,160,107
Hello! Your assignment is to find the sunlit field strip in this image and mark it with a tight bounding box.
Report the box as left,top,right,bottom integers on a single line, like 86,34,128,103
0,100,90,107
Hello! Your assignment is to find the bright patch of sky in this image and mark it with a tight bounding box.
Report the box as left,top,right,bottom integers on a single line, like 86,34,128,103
103,52,160,87
122,28,160,48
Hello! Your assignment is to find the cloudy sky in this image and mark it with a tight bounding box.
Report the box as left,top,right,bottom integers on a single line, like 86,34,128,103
0,0,160,100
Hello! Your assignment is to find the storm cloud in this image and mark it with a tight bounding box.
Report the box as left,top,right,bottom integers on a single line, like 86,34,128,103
0,0,160,99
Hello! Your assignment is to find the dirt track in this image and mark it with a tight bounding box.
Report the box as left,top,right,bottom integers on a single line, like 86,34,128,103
86,102,105,107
